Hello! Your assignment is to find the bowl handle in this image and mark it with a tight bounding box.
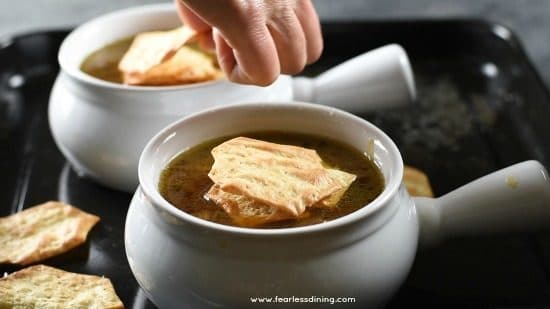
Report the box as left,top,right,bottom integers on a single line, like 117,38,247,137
291,44,416,112
415,160,550,247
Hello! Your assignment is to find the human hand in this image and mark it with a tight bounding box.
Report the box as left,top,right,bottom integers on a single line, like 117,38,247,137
175,0,323,86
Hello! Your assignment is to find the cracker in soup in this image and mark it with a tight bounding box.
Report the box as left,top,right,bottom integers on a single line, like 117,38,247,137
317,169,357,208
207,137,356,219
159,131,385,229
206,184,297,226
0,265,123,308
0,201,100,265
118,26,195,75
118,26,223,85
123,45,223,85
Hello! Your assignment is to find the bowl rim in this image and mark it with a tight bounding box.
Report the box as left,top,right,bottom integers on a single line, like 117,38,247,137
58,3,228,92
138,101,404,236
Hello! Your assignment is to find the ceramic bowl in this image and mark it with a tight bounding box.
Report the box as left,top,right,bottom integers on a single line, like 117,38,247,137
48,3,416,192
125,101,550,308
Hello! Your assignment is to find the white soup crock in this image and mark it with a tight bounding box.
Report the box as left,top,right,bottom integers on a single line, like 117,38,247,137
125,102,550,308
48,3,416,192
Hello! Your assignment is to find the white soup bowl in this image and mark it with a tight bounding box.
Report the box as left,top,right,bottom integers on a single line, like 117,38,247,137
49,4,416,192
125,102,550,308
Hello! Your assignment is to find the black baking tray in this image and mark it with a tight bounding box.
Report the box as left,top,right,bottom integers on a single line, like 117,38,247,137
2,20,550,308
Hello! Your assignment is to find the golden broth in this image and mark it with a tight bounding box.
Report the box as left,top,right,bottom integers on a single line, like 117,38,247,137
80,38,133,83
158,131,385,229
80,36,217,84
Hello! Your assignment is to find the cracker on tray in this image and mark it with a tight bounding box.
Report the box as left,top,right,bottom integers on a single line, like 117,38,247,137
0,264,124,308
403,165,434,197
0,201,100,265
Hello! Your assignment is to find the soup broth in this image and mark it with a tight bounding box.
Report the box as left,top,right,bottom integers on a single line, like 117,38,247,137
159,131,385,228
80,38,133,83
80,36,217,84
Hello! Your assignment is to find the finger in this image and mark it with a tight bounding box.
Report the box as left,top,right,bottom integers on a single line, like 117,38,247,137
229,25,279,85
294,0,323,64
267,9,307,75
214,27,278,86
196,30,215,51
175,0,211,32
179,1,280,85
212,28,236,76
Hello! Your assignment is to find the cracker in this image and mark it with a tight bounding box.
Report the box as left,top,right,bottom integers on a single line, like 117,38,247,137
0,201,100,265
123,45,223,85
318,169,357,207
403,165,434,197
206,185,296,227
0,265,123,308
208,137,356,216
118,26,195,75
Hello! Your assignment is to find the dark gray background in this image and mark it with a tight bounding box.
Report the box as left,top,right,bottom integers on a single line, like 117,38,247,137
2,0,549,87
